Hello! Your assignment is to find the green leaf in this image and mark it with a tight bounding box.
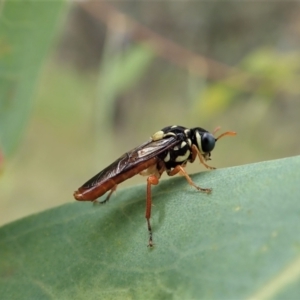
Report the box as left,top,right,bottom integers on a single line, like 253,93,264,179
1,156,300,299
0,1,67,155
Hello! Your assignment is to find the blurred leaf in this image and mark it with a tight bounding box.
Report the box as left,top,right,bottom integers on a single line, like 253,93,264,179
0,1,67,156
196,83,237,119
196,47,300,120
240,47,300,95
96,44,155,129
240,47,299,77
1,156,300,299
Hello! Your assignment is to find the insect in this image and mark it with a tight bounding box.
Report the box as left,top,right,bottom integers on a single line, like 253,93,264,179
74,125,236,247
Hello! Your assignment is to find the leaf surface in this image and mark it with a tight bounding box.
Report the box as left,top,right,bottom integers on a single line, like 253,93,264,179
1,156,300,299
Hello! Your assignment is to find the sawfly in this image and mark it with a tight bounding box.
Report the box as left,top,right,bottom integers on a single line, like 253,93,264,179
74,125,236,247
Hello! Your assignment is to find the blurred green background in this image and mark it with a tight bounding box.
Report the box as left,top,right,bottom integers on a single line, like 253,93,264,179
1,1,300,226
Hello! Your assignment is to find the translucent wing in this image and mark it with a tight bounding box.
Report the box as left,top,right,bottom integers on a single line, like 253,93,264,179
80,136,179,189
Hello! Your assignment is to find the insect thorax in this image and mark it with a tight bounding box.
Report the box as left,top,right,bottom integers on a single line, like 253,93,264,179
154,125,194,170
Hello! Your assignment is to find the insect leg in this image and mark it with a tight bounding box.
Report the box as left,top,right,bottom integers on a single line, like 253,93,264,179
94,185,118,205
146,175,159,247
191,144,215,170
167,165,211,193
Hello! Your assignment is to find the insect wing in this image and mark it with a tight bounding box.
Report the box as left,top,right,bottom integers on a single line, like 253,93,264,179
80,136,179,189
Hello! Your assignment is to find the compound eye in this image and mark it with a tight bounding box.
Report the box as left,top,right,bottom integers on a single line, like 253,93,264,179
201,133,216,153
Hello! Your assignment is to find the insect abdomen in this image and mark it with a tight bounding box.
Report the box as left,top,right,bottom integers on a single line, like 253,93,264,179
74,157,158,201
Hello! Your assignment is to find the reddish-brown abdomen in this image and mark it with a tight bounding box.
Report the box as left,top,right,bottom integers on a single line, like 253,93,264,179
74,157,158,201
